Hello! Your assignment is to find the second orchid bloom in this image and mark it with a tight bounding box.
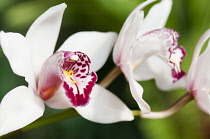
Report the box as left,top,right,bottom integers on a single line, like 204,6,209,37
113,0,186,113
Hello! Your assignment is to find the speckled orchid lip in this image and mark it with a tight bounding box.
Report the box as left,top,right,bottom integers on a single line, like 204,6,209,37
168,46,186,83
38,51,97,107
61,51,97,107
130,28,186,83
144,28,186,83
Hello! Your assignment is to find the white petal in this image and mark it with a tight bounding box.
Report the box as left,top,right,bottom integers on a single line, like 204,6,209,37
133,56,186,91
192,90,210,114
0,32,37,90
26,3,67,79
75,84,134,123
129,29,186,84
0,31,31,77
139,0,172,36
58,31,117,72
114,11,144,64
130,29,179,65
188,39,210,90
121,63,151,113
113,0,155,64
45,86,72,109
187,29,210,91
0,86,45,136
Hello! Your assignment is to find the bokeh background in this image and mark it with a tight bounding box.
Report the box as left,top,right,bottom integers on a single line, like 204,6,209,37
0,0,210,139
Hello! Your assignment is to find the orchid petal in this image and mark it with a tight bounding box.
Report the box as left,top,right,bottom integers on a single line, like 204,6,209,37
75,84,134,123
45,86,72,109
113,0,155,64
58,31,117,72
192,90,210,114
121,63,151,113
26,3,67,79
130,29,185,83
113,11,144,64
0,32,30,77
0,32,36,90
0,86,44,136
133,56,186,91
130,29,179,65
139,0,172,36
38,51,64,100
188,39,210,91
187,29,210,91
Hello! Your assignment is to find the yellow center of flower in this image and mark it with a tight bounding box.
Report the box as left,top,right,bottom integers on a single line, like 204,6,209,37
63,70,77,83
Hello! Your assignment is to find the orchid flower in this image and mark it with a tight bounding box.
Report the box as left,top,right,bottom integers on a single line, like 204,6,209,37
0,3,133,136
186,29,210,114
113,0,186,113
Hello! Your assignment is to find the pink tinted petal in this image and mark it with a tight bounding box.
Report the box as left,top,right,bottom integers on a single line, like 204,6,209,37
113,11,144,64
75,84,134,123
187,29,210,91
45,86,72,109
58,31,117,72
113,0,155,64
0,86,44,136
190,29,210,66
139,0,172,36
26,3,67,79
188,40,210,91
121,63,151,113
133,56,186,91
192,90,210,114
38,51,65,99
62,52,97,107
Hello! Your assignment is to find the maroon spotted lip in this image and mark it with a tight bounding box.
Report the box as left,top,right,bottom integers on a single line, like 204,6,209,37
38,51,97,107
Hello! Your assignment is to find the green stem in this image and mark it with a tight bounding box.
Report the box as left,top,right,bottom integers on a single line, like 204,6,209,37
2,109,79,138
22,108,79,131
99,66,122,88
135,92,194,119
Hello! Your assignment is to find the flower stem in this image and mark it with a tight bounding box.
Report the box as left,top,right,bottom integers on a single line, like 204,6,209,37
133,92,194,119
2,109,79,138
22,108,79,132
99,66,122,88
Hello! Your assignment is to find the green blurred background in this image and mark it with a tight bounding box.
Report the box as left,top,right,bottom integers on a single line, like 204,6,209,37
0,0,210,139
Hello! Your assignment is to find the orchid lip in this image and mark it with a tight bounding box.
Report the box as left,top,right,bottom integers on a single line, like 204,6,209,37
38,51,97,107
62,51,97,107
168,46,186,83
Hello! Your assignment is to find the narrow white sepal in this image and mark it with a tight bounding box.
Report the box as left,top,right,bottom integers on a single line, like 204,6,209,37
0,86,45,136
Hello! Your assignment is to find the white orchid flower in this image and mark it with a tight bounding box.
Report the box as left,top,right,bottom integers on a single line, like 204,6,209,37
0,3,133,136
186,29,210,114
113,0,186,113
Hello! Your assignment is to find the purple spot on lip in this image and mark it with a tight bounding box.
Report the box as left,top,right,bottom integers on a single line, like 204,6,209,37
82,64,86,68
76,74,81,77
80,69,86,73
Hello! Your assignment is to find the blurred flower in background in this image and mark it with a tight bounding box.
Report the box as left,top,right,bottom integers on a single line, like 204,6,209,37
186,29,210,114
0,0,210,139
113,0,186,114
